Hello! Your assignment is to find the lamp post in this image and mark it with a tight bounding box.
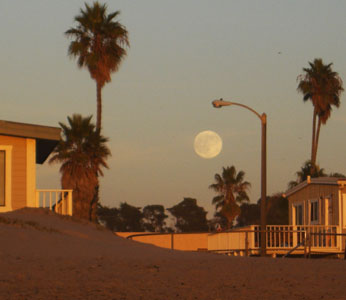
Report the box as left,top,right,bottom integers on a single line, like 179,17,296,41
212,99,267,257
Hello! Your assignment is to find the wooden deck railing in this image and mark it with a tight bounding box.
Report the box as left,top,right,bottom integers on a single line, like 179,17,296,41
35,189,73,216
208,225,342,255
252,225,339,249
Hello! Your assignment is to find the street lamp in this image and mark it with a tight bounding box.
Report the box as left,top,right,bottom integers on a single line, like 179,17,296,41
212,99,267,257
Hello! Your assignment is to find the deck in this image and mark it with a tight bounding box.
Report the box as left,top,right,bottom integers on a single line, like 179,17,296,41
208,225,344,257
125,225,346,257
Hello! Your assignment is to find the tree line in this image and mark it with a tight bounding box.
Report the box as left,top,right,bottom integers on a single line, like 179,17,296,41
96,192,289,233
97,198,209,233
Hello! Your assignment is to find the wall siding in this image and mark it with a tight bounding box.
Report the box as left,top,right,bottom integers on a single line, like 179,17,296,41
0,136,27,210
288,184,339,226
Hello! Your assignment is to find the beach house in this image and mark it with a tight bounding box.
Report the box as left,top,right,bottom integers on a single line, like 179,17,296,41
284,176,346,230
0,120,72,215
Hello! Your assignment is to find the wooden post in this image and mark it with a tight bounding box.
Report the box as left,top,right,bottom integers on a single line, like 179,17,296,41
68,190,73,216
171,233,174,250
308,234,312,258
245,231,249,257
304,231,307,259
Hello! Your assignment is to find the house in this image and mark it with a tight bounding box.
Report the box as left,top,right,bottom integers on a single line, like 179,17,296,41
0,120,72,215
284,176,346,232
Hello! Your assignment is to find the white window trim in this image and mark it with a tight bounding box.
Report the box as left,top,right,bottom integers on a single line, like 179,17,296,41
0,145,12,212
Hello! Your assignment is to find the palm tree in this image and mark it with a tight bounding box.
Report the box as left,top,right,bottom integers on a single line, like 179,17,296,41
288,160,326,189
297,58,343,167
65,2,129,132
209,166,250,229
50,114,110,220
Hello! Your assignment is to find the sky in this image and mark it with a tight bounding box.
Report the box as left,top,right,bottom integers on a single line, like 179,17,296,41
2,0,346,217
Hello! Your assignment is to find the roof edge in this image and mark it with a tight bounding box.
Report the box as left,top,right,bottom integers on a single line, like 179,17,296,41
284,177,346,198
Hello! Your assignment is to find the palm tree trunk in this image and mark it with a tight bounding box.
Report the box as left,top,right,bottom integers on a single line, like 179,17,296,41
311,108,317,164
89,184,99,222
312,116,322,166
96,81,102,133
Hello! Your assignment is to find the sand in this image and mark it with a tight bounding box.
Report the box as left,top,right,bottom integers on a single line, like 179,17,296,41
0,208,345,300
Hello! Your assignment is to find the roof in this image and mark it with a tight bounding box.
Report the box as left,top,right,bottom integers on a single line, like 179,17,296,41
0,120,61,164
284,176,346,198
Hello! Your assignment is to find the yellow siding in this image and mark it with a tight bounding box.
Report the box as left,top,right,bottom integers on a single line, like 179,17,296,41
0,136,27,210
288,184,340,225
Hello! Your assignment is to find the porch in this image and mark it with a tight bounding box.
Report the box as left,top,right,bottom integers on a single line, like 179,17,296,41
208,225,344,257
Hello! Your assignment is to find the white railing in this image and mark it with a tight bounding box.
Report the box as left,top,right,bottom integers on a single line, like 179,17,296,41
35,189,73,216
253,225,340,249
208,225,341,255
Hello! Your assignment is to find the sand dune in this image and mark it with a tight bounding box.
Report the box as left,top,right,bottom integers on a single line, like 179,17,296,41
0,208,345,300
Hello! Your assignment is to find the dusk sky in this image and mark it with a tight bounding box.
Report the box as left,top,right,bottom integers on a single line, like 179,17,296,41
2,0,346,216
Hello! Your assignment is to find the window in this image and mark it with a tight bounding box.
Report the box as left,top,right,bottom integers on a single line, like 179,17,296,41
295,204,303,225
310,200,319,224
0,151,4,206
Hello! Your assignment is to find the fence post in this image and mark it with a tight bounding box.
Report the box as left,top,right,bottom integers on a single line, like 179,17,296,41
293,226,297,247
245,231,249,257
171,233,174,250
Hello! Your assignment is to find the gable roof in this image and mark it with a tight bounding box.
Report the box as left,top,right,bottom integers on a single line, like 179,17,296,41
0,120,61,164
284,176,346,198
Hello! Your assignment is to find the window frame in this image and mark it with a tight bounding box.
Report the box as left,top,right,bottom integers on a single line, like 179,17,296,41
0,145,12,212
309,199,319,225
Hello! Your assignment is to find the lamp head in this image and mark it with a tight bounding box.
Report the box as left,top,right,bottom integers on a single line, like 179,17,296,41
212,98,223,108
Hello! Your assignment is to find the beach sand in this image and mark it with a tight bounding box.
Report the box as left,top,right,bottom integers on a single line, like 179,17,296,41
0,208,345,300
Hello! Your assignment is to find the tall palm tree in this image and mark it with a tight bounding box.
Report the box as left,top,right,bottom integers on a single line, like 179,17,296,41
297,58,343,167
209,166,250,229
65,2,129,132
49,114,110,220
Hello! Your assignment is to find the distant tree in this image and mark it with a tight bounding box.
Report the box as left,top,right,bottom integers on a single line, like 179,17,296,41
288,160,326,189
329,172,346,178
209,166,250,229
97,203,121,230
117,202,144,232
236,203,260,227
65,2,129,132
266,193,288,225
142,205,168,232
168,198,208,232
237,194,288,227
297,58,343,167
209,212,228,231
49,114,110,221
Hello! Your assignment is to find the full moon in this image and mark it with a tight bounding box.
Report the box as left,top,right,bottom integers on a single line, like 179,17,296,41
194,130,223,159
